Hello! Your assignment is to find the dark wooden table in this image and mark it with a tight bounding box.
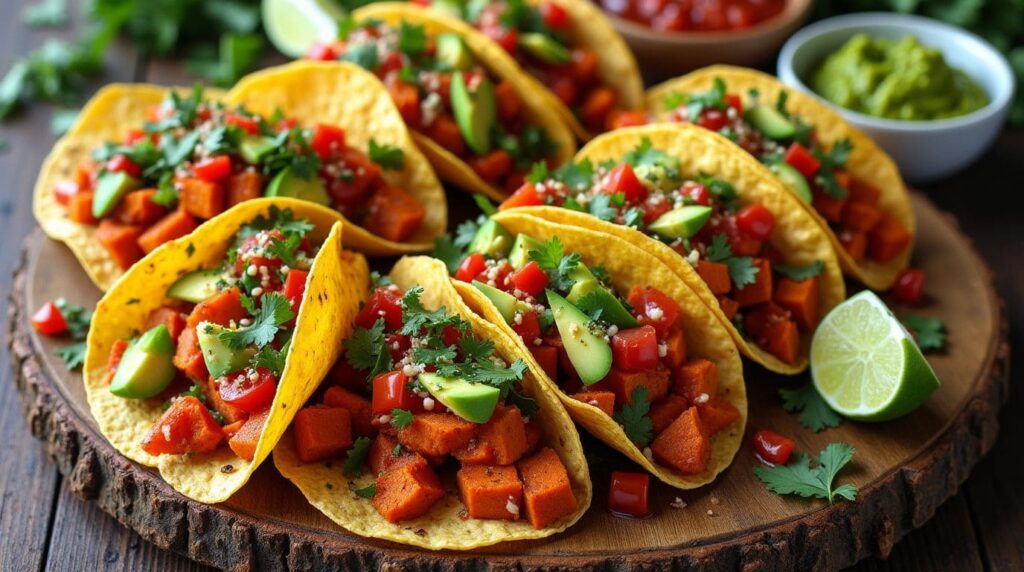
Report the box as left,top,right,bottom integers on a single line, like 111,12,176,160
1,4,1021,570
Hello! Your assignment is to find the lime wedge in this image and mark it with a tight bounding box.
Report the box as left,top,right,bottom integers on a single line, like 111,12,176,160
810,291,940,421
262,0,346,58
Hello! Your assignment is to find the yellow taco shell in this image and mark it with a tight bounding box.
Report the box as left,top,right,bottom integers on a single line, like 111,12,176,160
646,65,914,290
353,2,576,201
273,256,592,549
84,198,369,503
453,211,746,490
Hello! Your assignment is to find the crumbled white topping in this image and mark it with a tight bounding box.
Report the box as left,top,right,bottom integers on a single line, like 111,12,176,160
648,305,664,321
695,393,710,404
377,414,391,425
423,397,435,411
670,497,687,509
246,264,258,276
506,496,520,517
161,424,172,442
251,287,264,297
686,249,701,267
606,325,619,337
513,312,523,325
239,318,252,327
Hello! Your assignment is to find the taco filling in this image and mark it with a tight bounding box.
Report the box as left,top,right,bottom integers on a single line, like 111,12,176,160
449,222,740,477
650,78,913,266
58,85,425,269
102,208,320,461
499,139,825,365
291,283,578,527
308,19,561,194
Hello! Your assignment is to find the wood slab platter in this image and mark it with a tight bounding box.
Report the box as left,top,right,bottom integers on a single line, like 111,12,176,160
6,192,1010,571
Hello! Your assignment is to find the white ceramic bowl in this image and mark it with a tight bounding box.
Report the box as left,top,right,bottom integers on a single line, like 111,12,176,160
777,13,1015,183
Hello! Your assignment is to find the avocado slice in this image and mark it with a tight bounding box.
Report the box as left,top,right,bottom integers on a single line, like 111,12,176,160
239,135,278,164
265,167,331,206
429,0,465,19
451,71,496,155
472,280,529,323
167,269,223,304
197,321,257,379
769,161,813,204
108,325,177,399
565,265,638,329
518,33,571,65
547,289,612,385
419,372,500,424
436,33,475,71
507,234,544,270
745,104,796,141
467,219,513,258
92,171,142,218
648,205,713,239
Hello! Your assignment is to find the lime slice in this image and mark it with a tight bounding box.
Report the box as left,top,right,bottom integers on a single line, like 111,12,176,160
262,0,346,58
810,290,940,421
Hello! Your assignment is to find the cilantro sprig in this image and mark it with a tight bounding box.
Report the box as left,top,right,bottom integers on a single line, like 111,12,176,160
779,382,842,432
754,443,858,505
218,292,294,350
344,318,392,384
902,315,947,352
613,387,653,446
774,261,825,281
343,436,373,477
52,298,91,370
706,234,759,290
528,236,581,291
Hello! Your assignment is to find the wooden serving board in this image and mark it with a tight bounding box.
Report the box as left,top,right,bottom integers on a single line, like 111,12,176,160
7,193,1009,571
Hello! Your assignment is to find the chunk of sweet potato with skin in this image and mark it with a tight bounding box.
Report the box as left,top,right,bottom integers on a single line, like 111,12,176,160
293,406,353,463
649,393,688,436
227,171,263,207
96,219,145,269
763,319,801,365
571,391,615,416
870,215,912,263
479,405,529,465
517,448,578,529
228,408,270,461
650,407,710,475
173,327,208,381
323,386,376,438
457,465,523,521
369,433,403,475
697,260,731,295
398,412,477,457
840,231,867,262
179,178,225,220
674,359,718,404
372,454,445,523
136,209,197,254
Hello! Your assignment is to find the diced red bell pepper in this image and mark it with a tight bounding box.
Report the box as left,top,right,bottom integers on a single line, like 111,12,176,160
282,269,309,311
219,368,278,413
509,261,549,296
682,182,709,206
603,163,646,203
512,309,542,345
540,1,569,28
355,287,404,331
608,471,651,518
697,108,727,131
736,203,775,241
372,370,418,415
32,301,68,336
627,286,680,337
611,325,659,371
500,183,544,210
193,155,232,182
455,253,487,282
892,268,925,306
386,333,411,362
106,154,141,178
310,124,346,160
752,429,794,465
725,93,743,114
783,142,821,179
225,113,260,135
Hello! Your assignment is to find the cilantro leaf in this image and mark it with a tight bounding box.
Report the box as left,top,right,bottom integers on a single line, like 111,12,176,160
342,43,379,69
267,233,302,267
433,235,464,276
398,21,427,56
779,382,842,432
509,388,539,418
55,342,86,370
525,162,549,184
390,408,415,428
902,315,947,352
613,387,653,446
473,194,497,216
218,292,294,350
459,337,495,361
413,345,457,365
342,436,373,477
344,319,392,382
353,483,377,498
587,193,618,221
553,159,595,192
151,172,179,207
812,139,854,199
368,140,404,170
774,261,825,281
370,271,393,288
754,443,857,505
527,237,580,291
663,91,686,111
726,256,759,290
22,0,67,27
684,77,727,121
250,338,290,377
623,137,679,176
454,217,483,249
400,287,464,336
623,207,645,229
55,298,91,341
705,234,733,262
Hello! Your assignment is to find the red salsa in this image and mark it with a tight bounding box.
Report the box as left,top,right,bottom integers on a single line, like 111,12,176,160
598,0,785,32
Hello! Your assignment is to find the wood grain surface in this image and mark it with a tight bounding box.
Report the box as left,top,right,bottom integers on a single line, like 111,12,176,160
1,0,1022,567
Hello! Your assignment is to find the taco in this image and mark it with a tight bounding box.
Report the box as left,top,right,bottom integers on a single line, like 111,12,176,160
306,3,576,201
498,124,845,374
644,66,914,290
416,0,644,139
273,257,591,549
34,61,445,292
441,211,746,489
83,198,369,503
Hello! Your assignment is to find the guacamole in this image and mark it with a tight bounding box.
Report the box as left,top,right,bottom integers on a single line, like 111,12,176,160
811,34,988,121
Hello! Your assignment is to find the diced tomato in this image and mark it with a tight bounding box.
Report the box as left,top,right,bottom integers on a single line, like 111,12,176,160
468,150,513,184
581,87,618,130
549,76,577,105
697,108,727,131
455,253,487,282
783,143,821,179
219,368,278,413
752,429,794,465
611,325,659,371
495,81,523,122
540,1,569,28
608,471,651,518
54,181,79,206
355,287,404,330
500,183,545,210
724,93,743,114
511,309,542,345
642,197,672,225
627,287,680,337
603,163,646,203
892,268,925,306
607,109,649,131
326,148,382,207
193,155,232,182
234,230,285,278
124,129,148,145
32,301,68,336
482,25,518,53
306,43,338,61
510,261,549,296
106,154,141,178
311,124,346,161
385,333,411,362
283,269,309,310
371,370,418,415
736,203,775,240
569,48,598,82
141,396,224,456
225,113,260,135
388,79,422,125
682,182,709,206
421,115,465,157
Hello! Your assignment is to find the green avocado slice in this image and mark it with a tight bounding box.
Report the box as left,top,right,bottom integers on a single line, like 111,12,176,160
507,234,544,270
239,135,278,164
92,171,142,218
518,33,571,65
565,265,638,329
167,269,223,304
196,322,257,379
769,161,813,204
467,219,513,258
548,289,612,385
265,167,331,206
648,205,712,240
450,71,496,155
436,32,475,71
745,104,796,141
472,280,529,323
419,372,500,424
108,324,177,399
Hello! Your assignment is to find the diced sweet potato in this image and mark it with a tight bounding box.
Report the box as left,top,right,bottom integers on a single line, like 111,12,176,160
227,171,263,207
697,260,731,295
848,178,881,204
517,448,578,529
186,287,248,329
457,465,523,520
479,405,529,465
869,215,912,263
763,319,801,365
323,386,376,438
774,276,820,331
650,407,710,475
812,188,847,224
180,177,226,219
137,209,198,254
572,391,615,416
113,189,165,225
398,412,477,457
842,201,883,233
96,219,145,269
524,420,542,454
604,367,670,405
649,393,688,435
529,345,559,379
453,439,496,465
743,302,789,339
293,406,353,463
204,376,246,424
734,258,773,307
718,296,739,321
68,192,97,224
840,231,868,262
228,408,270,461
372,454,445,523
172,327,208,381
362,185,425,243
141,396,224,456
369,433,405,475
144,306,187,342
674,359,718,403
662,328,687,369
697,398,741,435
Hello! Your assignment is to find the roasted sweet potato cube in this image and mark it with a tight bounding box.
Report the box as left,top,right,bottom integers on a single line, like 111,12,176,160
650,407,710,474
372,455,445,523
479,405,529,465
517,448,578,529
674,359,718,403
398,412,477,457
457,465,523,520
293,406,353,463
572,391,615,416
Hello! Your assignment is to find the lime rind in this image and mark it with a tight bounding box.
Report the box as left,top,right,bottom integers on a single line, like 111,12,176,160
263,0,344,58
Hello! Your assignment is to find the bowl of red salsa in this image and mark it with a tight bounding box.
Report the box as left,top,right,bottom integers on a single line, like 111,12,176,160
596,0,812,78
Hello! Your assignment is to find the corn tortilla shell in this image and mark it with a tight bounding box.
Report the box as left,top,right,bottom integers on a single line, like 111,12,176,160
84,198,369,503
646,65,914,290
273,256,592,549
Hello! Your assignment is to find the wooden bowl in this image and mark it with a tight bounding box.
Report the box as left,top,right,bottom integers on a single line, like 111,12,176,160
606,0,813,81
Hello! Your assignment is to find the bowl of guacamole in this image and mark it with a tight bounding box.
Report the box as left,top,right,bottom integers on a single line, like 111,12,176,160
777,13,1015,182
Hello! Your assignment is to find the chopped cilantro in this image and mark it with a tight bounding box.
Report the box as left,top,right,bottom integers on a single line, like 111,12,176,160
902,315,947,352
55,298,91,341
398,21,427,55
250,338,290,377
353,483,376,498
779,382,842,432
342,436,372,477
705,234,758,289
685,77,727,121
432,235,464,276
473,194,497,216
390,408,415,428
525,161,549,184
55,342,86,370
613,387,653,446
459,337,495,361
344,319,392,383
774,261,824,281
553,159,595,192
267,233,302,267
217,292,294,350
754,443,857,505
527,237,580,291
341,43,379,69
368,140,404,170
587,193,618,222
400,287,465,337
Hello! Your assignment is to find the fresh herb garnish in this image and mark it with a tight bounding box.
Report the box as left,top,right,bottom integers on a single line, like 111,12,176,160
706,234,759,289
684,77,727,121
779,382,842,432
553,158,595,192
342,436,372,477
390,408,415,428
528,236,581,291
613,387,653,446
267,233,302,267
813,139,854,199
754,443,857,505
902,315,947,352
432,235,464,276
344,318,392,382
55,342,87,370
55,298,91,341
774,261,825,281
473,194,497,216
250,338,290,377
368,139,404,170
218,292,294,350
398,21,427,55
353,483,377,498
